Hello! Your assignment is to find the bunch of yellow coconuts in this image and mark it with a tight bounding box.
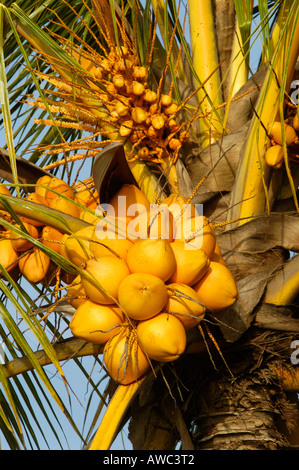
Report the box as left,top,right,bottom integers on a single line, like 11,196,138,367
265,114,299,169
0,177,239,385
65,184,238,384
0,175,99,284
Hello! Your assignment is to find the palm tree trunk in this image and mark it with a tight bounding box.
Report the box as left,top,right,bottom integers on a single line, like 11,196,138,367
128,327,299,450
191,355,293,450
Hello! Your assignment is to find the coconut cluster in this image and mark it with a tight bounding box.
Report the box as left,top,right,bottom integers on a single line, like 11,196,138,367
65,184,239,385
92,46,187,162
265,113,299,169
0,176,99,284
0,179,238,385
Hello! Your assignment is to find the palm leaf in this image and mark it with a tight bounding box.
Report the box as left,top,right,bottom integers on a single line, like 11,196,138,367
0,6,19,197
0,192,89,235
187,0,225,147
227,0,299,226
89,379,144,450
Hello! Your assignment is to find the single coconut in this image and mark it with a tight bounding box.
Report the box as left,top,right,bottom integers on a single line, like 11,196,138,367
49,195,81,218
181,215,216,259
0,238,18,273
136,312,186,362
192,261,238,311
60,226,94,266
107,184,151,221
169,240,210,286
18,248,51,283
265,145,284,169
41,226,64,254
126,238,176,282
166,283,205,330
67,275,87,308
80,255,130,304
70,299,124,344
34,175,53,199
9,222,39,252
118,272,168,320
44,177,74,204
270,121,296,146
103,325,150,384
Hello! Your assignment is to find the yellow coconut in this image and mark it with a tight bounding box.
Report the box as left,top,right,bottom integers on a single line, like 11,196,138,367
90,235,133,260
136,312,186,362
80,255,130,304
192,261,238,311
169,240,210,286
0,238,19,273
162,192,187,207
18,248,51,283
103,325,150,384
49,195,81,218
107,184,150,220
162,194,197,237
270,121,297,146
9,222,39,252
69,299,124,344
210,242,226,265
27,192,48,206
126,238,176,282
118,272,168,320
21,192,49,227
182,215,216,259
166,283,205,330
0,184,11,196
265,145,284,169
79,208,102,225
67,275,87,308
170,202,216,258
34,175,53,199
90,216,134,260
293,114,299,131
44,177,74,204
74,189,99,210
61,226,94,266
128,205,175,242
41,226,64,254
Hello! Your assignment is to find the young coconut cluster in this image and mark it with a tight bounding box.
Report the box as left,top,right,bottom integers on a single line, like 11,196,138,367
31,42,189,167
91,46,188,163
265,109,299,169
67,184,239,385
0,176,99,284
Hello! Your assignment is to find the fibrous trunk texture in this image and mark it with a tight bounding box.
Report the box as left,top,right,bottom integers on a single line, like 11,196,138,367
128,328,299,451
192,371,292,450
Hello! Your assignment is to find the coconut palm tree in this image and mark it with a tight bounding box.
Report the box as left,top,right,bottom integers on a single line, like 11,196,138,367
0,0,299,450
